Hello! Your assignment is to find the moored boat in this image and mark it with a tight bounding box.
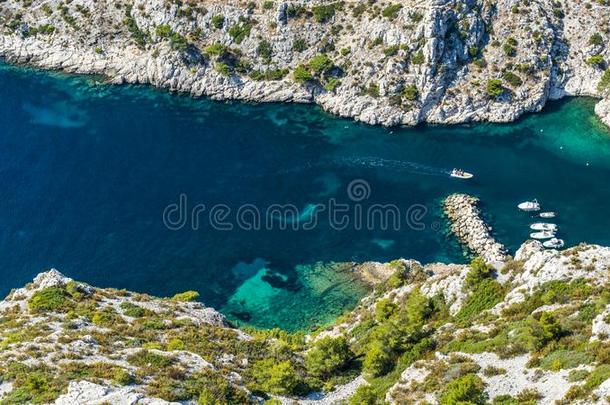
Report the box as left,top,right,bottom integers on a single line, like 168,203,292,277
518,199,540,212
450,168,473,179
530,231,556,240
543,238,565,249
530,223,558,231
540,212,556,219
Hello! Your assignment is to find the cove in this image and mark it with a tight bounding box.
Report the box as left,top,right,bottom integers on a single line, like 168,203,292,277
1,62,610,330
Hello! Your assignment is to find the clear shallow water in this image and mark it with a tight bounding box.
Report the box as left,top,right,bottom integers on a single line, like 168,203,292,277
1,62,610,330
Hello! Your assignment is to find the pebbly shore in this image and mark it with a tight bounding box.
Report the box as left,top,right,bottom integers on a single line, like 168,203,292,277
443,193,507,265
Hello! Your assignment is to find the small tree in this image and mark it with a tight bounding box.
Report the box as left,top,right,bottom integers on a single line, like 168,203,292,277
486,79,505,98
293,65,313,83
251,359,300,395
363,342,393,377
348,384,378,405
589,33,604,46
211,14,225,29
309,54,334,75
305,336,352,379
465,257,493,287
440,374,487,405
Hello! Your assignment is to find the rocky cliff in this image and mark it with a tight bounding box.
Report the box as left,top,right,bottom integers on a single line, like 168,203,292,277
1,0,610,126
1,238,610,404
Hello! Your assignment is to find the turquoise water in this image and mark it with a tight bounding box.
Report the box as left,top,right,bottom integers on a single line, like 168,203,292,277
1,62,610,330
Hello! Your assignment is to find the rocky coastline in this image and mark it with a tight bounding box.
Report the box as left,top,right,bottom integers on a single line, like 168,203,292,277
1,0,610,127
443,193,507,266
2,239,610,403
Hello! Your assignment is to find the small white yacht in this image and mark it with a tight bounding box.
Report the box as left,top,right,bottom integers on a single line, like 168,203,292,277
530,223,558,231
518,199,540,212
543,238,565,249
450,168,473,179
530,230,556,240
539,212,556,219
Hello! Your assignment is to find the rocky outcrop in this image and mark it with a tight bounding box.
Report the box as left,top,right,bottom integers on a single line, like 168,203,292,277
595,97,610,128
0,0,609,127
443,193,507,266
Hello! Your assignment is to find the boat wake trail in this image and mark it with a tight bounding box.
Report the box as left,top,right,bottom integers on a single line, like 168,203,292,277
333,156,451,177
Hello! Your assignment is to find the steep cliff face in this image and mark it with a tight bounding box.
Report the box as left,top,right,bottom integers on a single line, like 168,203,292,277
0,0,609,126
1,240,610,404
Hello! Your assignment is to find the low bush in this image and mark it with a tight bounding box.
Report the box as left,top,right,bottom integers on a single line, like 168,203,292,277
305,336,353,379
382,4,403,20
439,374,487,405
28,287,72,313
171,290,199,302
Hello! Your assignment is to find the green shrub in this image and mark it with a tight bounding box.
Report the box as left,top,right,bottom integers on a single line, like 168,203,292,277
502,42,517,58
382,4,403,20
263,1,275,10
401,84,418,101
539,350,590,370
228,19,253,44
112,368,133,385
383,45,399,57
127,350,173,370
305,336,352,379
502,71,523,87
348,384,379,404
293,65,313,83
204,43,227,56
363,342,393,377
309,54,334,75
587,54,605,66
155,24,172,38
375,298,397,321
312,4,335,23
465,257,493,287
455,279,504,323
439,374,487,405
119,301,146,317
589,33,604,46
171,290,200,302
538,311,562,345
251,359,301,395
486,79,505,98
167,338,185,351
91,308,120,327
211,14,225,29
28,287,72,313
583,364,610,390
257,40,272,61
123,6,148,49
411,50,425,64
293,38,308,52
324,77,341,92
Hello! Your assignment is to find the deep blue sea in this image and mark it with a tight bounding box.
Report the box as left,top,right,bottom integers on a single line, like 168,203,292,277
2,62,610,330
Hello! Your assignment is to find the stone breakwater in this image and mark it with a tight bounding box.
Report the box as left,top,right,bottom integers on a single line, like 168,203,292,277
443,193,507,265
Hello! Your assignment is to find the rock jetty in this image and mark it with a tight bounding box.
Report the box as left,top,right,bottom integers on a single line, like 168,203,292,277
443,193,507,265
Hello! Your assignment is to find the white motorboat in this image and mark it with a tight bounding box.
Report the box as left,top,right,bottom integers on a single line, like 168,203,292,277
543,238,565,249
518,199,540,212
530,231,556,240
540,212,556,219
450,168,473,179
530,223,558,231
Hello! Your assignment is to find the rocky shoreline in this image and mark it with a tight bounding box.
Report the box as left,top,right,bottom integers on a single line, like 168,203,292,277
1,0,610,127
443,193,507,265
